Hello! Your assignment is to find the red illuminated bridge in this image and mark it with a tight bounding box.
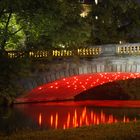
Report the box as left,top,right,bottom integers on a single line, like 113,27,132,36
14,43,140,103
16,72,140,103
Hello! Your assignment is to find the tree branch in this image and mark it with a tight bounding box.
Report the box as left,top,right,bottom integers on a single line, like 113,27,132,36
11,27,23,36
0,8,4,19
5,11,12,32
0,11,12,50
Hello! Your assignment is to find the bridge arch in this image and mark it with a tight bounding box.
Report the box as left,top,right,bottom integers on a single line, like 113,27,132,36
16,72,140,103
8,43,140,103
20,62,139,91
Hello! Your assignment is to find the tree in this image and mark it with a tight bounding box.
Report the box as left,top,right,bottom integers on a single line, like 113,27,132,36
50,0,91,48
0,0,27,52
0,0,91,105
0,0,91,51
20,0,91,49
89,0,140,44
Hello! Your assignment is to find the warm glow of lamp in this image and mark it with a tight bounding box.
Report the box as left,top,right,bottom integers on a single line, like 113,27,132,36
80,4,91,18
95,16,98,20
95,0,98,5
119,41,122,44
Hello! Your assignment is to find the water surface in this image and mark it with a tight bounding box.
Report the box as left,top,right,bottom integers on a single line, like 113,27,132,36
0,100,140,133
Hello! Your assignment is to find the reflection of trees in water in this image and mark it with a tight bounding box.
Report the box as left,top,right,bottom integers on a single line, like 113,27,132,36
0,107,38,133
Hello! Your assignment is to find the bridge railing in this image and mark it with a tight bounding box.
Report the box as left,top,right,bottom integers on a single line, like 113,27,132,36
7,47,101,59
116,44,140,54
6,43,140,59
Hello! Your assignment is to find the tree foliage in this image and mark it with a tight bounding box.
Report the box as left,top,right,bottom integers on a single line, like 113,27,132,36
89,0,140,44
0,0,90,51
0,0,91,105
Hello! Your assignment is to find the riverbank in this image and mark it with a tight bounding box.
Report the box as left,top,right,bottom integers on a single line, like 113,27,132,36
1,121,140,140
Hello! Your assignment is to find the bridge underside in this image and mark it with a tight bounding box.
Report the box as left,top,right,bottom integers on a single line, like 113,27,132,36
15,72,140,103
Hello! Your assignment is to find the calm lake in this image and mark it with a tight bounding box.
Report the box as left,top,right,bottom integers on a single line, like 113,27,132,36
0,100,140,133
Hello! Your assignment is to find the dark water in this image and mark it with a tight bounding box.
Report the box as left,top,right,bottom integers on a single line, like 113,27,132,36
0,101,140,133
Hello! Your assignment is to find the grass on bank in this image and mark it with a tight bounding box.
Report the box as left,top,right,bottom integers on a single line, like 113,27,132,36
0,122,140,140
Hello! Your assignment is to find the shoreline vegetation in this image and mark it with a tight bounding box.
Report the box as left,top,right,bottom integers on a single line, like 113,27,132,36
0,121,140,140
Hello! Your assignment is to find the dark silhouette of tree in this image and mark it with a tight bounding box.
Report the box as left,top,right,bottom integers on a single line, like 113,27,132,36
89,0,140,44
0,0,90,51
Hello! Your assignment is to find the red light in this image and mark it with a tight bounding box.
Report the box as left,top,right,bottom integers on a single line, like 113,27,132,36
38,87,42,90
18,72,140,104
38,113,42,126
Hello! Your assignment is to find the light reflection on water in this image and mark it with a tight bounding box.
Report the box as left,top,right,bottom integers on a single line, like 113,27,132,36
0,101,140,132
14,101,140,130
37,107,137,129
